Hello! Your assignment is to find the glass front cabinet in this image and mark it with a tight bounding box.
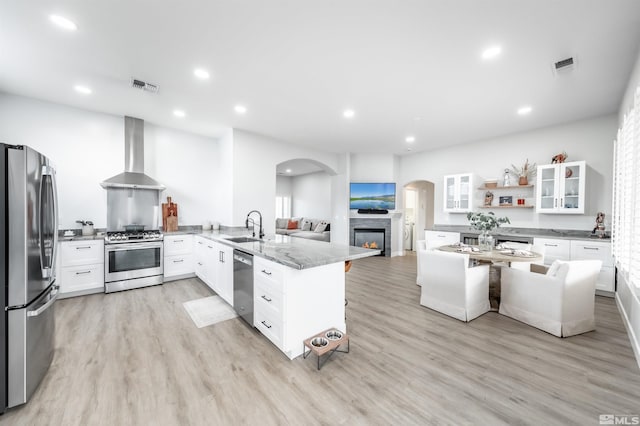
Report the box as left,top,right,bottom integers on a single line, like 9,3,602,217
536,161,586,214
443,173,473,213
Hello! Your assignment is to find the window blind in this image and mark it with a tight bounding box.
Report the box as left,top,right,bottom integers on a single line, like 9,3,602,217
613,86,640,288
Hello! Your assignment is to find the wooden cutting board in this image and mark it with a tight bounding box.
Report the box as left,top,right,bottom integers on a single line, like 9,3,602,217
162,196,178,232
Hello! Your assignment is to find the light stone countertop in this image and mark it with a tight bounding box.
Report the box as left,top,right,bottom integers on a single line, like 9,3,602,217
430,225,611,242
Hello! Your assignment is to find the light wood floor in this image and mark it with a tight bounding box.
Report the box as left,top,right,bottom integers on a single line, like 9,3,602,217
4,253,640,425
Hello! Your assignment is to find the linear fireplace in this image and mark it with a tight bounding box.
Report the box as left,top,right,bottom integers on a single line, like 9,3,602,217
354,228,385,256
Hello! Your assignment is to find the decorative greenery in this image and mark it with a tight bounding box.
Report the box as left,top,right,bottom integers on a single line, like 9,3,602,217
510,159,537,178
466,211,510,232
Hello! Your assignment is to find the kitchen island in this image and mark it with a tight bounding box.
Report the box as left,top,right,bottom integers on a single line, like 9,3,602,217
165,228,380,359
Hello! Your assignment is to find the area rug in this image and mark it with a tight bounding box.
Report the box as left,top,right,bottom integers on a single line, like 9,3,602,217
183,296,238,328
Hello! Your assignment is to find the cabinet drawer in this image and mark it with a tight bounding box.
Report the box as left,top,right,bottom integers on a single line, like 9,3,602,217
533,238,571,265
570,241,612,267
254,280,284,319
254,307,283,350
254,257,285,288
59,264,104,294
164,235,193,256
596,266,615,292
59,240,104,266
164,254,194,277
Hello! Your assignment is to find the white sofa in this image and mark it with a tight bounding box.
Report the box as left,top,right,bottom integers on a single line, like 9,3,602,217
275,217,331,242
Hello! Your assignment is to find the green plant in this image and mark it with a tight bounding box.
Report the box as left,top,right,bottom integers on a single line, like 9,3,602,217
466,211,510,232
510,159,537,178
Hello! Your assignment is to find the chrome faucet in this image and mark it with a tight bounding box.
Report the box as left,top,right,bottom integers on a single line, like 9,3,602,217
245,210,264,239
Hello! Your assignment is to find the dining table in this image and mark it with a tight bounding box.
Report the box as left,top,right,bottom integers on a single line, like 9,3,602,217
437,244,544,310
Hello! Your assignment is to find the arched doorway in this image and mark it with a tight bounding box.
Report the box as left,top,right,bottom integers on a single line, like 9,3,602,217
403,180,435,251
275,158,338,240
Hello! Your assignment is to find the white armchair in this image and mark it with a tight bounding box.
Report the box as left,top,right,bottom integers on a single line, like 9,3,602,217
419,250,490,322
499,260,602,337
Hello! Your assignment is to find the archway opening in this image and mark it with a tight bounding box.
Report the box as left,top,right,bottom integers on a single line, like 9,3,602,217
403,180,435,251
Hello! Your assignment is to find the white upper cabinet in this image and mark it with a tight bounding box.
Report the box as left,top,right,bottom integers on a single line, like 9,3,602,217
536,161,585,214
443,173,473,213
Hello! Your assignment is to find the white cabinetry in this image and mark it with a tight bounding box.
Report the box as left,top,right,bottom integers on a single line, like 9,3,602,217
536,161,585,214
163,235,194,280
570,240,614,292
253,256,345,360
533,237,614,293
57,239,104,298
193,236,233,305
443,173,473,213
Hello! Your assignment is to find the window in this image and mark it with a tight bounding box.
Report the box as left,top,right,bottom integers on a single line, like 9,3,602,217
275,196,291,218
612,86,640,289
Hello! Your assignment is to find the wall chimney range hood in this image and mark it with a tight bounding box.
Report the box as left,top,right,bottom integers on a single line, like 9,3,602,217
100,116,165,190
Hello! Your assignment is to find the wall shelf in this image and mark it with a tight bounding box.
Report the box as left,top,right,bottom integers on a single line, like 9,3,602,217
478,184,533,190
478,205,535,209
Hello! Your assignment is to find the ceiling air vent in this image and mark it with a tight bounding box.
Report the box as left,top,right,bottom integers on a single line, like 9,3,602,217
552,56,577,75
130,78,159,93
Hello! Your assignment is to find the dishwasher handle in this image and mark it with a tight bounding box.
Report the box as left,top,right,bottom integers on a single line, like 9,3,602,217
233,252,253,266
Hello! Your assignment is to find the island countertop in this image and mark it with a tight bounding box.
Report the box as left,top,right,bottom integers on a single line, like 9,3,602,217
164,229,381,270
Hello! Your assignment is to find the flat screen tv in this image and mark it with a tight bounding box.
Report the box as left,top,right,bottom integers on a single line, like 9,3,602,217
350,182,396,210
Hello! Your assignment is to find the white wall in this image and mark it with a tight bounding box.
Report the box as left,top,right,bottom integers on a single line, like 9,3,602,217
400,114,617,231
331,153,351,244
0,93,219,229
291,172,332,219
229,129,339,234
276,175,292,197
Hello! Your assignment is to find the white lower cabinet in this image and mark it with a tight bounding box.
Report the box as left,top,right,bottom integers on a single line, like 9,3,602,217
193,236,233,305
163,235,194,281
533,237,614,293
214,242,233,305
253,256,345,360
57,239,104,298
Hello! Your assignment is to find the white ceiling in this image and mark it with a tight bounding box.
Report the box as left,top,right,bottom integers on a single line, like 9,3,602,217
2,1,639,155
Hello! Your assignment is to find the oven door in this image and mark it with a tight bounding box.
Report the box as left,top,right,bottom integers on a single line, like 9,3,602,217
105,241,163,283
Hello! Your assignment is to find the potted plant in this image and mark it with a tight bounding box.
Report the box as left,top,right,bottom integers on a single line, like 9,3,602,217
510,159,537,185
466,211,510,251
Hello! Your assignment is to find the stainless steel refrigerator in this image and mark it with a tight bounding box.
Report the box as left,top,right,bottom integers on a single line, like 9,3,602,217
1,144,59,412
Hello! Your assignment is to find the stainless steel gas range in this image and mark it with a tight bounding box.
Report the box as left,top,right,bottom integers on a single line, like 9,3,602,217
104,230,164,293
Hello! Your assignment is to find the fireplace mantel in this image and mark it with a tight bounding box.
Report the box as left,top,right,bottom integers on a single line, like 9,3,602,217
349,217,392,257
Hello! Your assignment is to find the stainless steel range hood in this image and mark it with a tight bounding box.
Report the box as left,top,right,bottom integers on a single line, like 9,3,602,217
100,116,165,190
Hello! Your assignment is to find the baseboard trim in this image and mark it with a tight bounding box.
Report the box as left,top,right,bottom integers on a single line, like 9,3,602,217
163,272,196,283
615,291,640,371
58,287,104,299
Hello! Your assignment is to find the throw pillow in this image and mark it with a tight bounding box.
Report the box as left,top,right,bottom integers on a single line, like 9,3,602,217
314,221,328,233
301,219,312,231
275,218,288,229
287,220,299,230
325,223,330,232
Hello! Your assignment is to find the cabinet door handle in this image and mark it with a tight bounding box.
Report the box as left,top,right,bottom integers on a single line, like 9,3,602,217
544,244,558,247
583,247,600,251
207,245,213,249
261,320,272,329
554,198,557,208
173,239,183,243
261,295,272,302
75,246,92,250
221,252,225,263
173,259,184,263
197,262,203,266
261,269,272,276
198,241,203,245
561,198,563,208
75,270,91,275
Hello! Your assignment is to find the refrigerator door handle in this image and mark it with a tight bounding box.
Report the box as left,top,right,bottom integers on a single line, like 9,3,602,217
26,285,59,317
39,165,58,279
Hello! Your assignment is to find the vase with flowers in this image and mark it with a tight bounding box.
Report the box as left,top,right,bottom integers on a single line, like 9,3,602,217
467,211,510,251
510,159,537,186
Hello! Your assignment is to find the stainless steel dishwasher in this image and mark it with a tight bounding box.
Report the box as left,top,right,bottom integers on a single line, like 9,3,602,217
233,250,254,326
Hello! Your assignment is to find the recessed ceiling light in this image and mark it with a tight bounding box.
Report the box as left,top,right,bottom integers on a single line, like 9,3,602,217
517,106,532,115
405,136,416,143
73,85,91,95
193,68,210,80
234,105,247,114
482,45,502,60
285,169,292,173
343,109,355,118
173,109,186,118
49,14,77,31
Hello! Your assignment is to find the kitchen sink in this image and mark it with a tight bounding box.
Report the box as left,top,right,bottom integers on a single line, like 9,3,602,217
225,236,261,243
